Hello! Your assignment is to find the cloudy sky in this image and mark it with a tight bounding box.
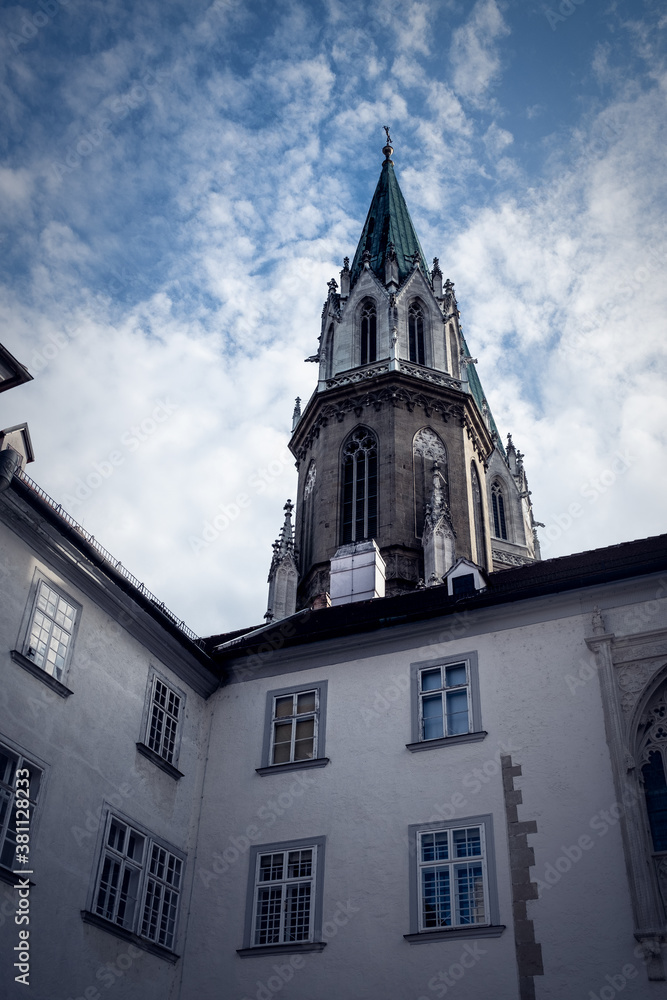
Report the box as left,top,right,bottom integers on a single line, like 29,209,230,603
1,0,665,637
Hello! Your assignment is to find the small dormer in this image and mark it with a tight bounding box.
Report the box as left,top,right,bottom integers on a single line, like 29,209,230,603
0,423,34,470
444,558,487,598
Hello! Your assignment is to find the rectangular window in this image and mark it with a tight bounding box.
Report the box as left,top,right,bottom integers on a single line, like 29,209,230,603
146,677,182,765
24,580,76,681
253,847,315,945
93,812,183,951
407,816,502,941
271,690,318,765
260,682,328,771
0,741,42,870
241,837,326,953
419,825,487,930
419,662,470,740
409,653,484,750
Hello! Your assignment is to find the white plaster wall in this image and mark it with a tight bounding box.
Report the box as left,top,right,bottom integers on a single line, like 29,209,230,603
185,588,664,999
0,518,210,1000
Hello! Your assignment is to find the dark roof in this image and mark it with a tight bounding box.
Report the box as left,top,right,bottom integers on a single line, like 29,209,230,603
212,533,667,661
349,159,429,287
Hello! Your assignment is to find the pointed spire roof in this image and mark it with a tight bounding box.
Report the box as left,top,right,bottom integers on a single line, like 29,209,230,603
269,500,296,577
349,134,429,288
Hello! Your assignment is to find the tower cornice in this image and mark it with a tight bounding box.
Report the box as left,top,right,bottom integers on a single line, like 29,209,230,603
289,369,494,470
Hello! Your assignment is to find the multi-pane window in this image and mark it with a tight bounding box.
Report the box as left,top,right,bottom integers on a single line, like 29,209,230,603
0,741,42,870
491,481,508,540
419,663,470,740
418,825,488,931
252,846,317,946
341,427,378,545
271,690,318,765
360,299,377,366
25,580,76,680
93,813,183,951
409,302,426,366
146,678,182,765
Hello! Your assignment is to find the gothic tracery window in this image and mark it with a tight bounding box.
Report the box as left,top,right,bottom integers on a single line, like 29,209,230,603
471,462,487,570
409,301,426,366
491,481,508,540
300,461,316,574
638,685,667,853
360,299,377,366
341,427,378,545
413,428,448,537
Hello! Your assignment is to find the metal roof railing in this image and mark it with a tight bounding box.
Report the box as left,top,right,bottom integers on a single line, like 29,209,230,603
15,467,203,647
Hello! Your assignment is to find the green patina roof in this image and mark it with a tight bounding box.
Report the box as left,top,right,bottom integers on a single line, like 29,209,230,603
349,159,430,286
461,333,505,457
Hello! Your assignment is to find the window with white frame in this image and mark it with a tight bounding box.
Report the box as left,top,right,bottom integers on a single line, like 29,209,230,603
259,683,329,774
417,824,489,931
253,846,315,945
92,812,183,952
240,837,326,952
24,580,77,680
419,662,470,739
408,654,484,750
0,740,42,871
406,816,503,942
145,677,182,766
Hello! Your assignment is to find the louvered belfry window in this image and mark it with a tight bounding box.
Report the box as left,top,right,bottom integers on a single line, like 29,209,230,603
341,427,378,544
409,301,426,366
491,481,508,540
360,299,377,366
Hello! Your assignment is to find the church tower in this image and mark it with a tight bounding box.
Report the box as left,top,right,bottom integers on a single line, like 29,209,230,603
267,132,540,617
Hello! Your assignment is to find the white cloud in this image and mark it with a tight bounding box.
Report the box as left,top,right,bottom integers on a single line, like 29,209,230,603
449,0,510,104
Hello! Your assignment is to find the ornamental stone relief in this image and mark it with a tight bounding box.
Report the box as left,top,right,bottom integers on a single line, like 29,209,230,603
617,660,667,713
304,463,316,498
414,427,447,462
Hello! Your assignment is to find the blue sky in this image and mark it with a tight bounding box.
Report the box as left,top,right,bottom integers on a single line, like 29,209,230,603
1,0,666,635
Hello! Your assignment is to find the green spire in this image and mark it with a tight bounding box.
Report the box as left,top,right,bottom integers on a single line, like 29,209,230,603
349,138,429,288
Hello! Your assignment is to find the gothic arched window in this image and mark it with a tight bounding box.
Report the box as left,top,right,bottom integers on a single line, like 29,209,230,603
491,481,508,540
409,301,426,366
471,462,487,570
638,685,667,853
300,461,316,574
413,428,448,537
324,324,334,379
360,300,377,366
341,427,378,545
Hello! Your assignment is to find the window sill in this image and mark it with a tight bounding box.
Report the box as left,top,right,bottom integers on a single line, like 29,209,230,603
237,942,327,957
404,924,505,944
406,731,488,752
81,910,180,963
10,650,73,698
256,758,330,776
0,865,35,887
136,742,184,780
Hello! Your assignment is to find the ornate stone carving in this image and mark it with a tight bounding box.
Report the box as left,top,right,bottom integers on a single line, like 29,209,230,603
592,605,606,635
325,364,390,388
303,463,316,498
615,661,667,715
492,548,533,567
638,689,667,766
293,382,478,464
414,427,447,462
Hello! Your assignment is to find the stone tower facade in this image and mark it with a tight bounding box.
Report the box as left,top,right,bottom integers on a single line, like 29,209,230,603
267,136,540,616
